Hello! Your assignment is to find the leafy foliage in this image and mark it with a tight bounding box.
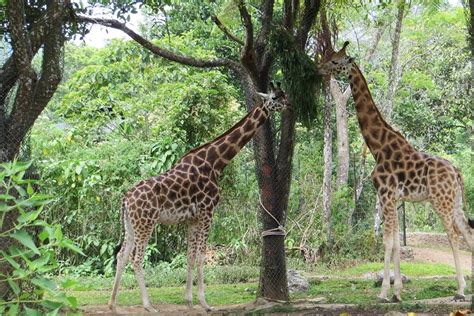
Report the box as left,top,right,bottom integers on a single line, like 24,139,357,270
0,161,81,315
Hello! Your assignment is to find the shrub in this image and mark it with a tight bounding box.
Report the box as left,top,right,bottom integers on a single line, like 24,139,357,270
0,161,82,314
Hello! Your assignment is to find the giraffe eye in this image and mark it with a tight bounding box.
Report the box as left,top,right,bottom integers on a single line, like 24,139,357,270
331,61,337,65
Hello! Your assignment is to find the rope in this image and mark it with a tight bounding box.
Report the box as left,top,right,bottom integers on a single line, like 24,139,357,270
258,192,286,237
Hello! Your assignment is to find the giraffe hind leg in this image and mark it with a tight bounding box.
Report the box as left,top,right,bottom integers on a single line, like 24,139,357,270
108,212,134,312
131,228,157,313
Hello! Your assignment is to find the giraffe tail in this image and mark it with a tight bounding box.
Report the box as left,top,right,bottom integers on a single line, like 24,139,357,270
453,170,473,250
112,198,127,268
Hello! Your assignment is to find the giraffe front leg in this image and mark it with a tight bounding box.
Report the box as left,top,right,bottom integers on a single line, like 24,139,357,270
185,224,199,309
378,199,396,303
392,219,403,302
197,220,212,312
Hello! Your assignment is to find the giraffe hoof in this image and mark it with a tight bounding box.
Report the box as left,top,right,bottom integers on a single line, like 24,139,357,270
204,306,213,312
391,295,402,303
107,301,117,313
144,305,158,313
453,294,466,301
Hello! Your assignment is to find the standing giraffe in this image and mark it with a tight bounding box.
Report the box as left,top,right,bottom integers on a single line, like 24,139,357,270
317,42,473,302
108,83,289,313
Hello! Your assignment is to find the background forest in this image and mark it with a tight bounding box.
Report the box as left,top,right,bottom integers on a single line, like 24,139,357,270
0,0,472,314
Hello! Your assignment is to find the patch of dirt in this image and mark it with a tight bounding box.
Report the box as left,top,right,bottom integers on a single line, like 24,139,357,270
411,246,472,272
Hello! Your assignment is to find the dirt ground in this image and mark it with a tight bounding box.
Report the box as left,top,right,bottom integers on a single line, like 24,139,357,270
80,233,473,315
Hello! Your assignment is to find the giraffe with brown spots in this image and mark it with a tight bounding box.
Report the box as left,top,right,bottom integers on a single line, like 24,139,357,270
318,41,473,303
107,83,289,313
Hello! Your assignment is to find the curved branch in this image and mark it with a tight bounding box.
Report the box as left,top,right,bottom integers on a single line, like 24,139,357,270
75,14,241,72
211,15,244,46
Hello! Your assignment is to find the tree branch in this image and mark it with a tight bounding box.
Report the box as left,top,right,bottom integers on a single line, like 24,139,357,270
296,0,321,50
211,15,244,46
7,1,67,157
7,0,34,79
237,1,259,84
256,0,274,48
75,14,241,72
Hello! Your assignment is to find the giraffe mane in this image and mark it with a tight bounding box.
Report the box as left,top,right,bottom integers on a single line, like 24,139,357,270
177,101,264,161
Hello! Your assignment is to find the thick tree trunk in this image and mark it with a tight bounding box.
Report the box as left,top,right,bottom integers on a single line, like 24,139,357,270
0,0,66,300
322,82,333,248
386,0,406,121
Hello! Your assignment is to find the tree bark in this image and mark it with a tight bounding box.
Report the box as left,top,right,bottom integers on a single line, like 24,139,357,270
0,0,67,299
322,81,333,249
330,78,351,187
386,0,406,121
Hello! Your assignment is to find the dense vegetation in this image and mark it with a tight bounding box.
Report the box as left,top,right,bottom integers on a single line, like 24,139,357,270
1,0,472,313
26,3,472,276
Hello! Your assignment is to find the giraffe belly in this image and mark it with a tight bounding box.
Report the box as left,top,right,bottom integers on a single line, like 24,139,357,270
398,184,428,202
156,204,198,225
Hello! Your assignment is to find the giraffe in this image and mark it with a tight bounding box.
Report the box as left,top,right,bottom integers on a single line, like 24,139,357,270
108,82,289,313
317,41,473,302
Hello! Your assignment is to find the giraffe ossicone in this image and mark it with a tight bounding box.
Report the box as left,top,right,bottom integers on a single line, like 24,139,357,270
318,41,473,303
108,83,289,313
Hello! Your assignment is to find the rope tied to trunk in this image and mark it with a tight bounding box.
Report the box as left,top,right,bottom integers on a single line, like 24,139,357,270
258,192,286,237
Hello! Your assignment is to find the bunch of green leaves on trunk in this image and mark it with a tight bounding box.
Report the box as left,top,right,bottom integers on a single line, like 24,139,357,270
0,161,82,315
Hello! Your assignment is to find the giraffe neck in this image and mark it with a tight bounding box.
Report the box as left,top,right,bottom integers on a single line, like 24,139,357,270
348,64,412,158
181,102,269,175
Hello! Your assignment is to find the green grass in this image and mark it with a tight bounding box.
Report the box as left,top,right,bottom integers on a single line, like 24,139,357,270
71,283,257,306
339,262,461,277
293,278,466,304
65,261,471,310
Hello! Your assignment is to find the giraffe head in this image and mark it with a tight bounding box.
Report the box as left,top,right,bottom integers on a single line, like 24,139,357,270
317,41,355,77
257,82,289,111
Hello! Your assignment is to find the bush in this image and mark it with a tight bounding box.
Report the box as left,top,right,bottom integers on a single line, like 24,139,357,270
0,161,82,315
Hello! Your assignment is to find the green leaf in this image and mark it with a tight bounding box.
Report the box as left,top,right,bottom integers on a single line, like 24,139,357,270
0,194,15,200
25,306,42,316
31,277,57,292
61,278,77,289
40,300,63,310
14,185,26,197
54,225,63,241
27,183,34,195
10,230,40,255
17,206,44,224
38,230,49,242
6,303,19,316
7,278,20,295
59,239,84,255
45,308,60,316
66,295,78,308
1,251,20,269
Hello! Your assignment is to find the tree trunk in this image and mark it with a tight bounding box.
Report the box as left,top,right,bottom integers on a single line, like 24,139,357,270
322,81,333,248
330,78,350,187
386,0,406,121
0,0,66,300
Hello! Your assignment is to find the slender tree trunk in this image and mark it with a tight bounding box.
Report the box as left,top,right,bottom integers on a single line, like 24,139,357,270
322,81,333,248
386,0,406,121
330,79,351,187
467,0,474,152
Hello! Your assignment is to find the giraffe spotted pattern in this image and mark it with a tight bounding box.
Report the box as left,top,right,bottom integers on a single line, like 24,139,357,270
318,41,473,303
108,83,289,313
